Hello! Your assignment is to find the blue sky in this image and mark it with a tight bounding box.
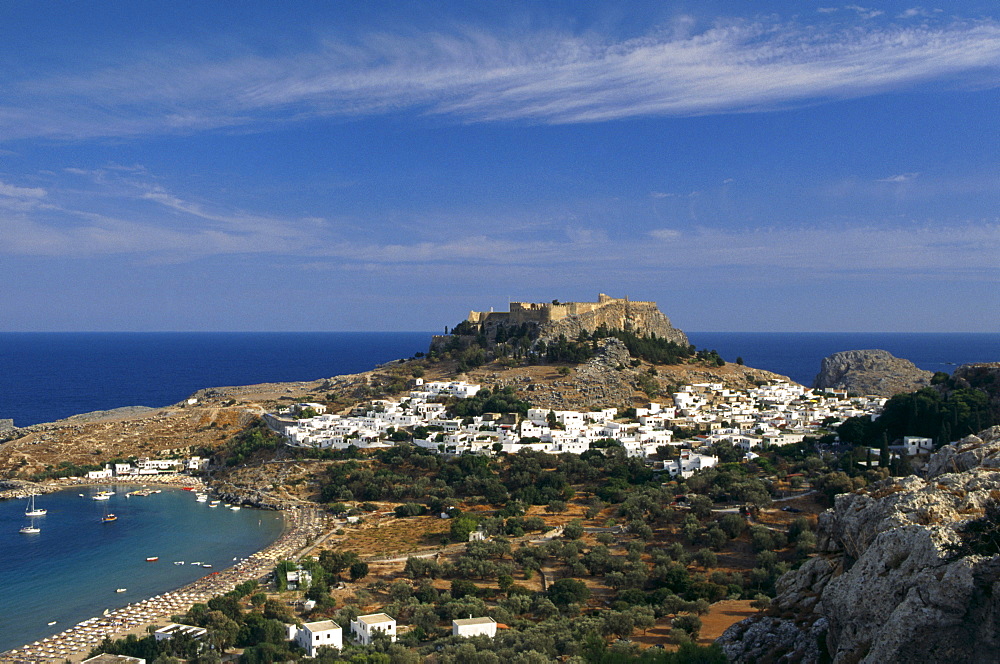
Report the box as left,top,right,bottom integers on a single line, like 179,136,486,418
2,1,999,332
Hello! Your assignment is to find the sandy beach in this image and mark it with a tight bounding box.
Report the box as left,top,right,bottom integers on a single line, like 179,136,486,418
1,506,328,663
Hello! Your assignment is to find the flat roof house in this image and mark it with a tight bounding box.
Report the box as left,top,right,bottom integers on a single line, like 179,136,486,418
153,623,208,642
294,620,343,657
452,616,497,638
82,655,146,664
350,613,396,645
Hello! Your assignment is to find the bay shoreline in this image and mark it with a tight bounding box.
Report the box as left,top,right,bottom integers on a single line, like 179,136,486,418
1,504,326,663
0,482,329,664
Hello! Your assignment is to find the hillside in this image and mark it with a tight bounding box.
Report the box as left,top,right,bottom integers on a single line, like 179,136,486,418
719,426,1000,663
0,340,789,480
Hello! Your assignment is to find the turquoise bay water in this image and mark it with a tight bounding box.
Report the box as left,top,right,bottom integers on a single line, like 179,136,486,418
0,486,284,652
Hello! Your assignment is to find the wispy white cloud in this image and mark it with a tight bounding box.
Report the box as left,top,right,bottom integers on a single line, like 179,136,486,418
0,181,46,199
877,172,920,183
4,16,1000,138
898,8,941,19
3,166,997,287
844,5,885,20
649,228,680,240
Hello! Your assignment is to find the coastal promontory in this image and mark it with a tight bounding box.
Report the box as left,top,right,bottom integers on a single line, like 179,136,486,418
813,348,933,397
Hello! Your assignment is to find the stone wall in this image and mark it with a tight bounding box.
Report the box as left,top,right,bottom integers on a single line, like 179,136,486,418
464,293,688,346
538,299,687,346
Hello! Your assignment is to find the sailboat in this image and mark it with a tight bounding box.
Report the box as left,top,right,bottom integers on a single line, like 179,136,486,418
19,519,40,534
25,493,47,517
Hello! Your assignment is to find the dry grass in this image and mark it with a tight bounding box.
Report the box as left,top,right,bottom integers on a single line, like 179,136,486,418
323,514,451,558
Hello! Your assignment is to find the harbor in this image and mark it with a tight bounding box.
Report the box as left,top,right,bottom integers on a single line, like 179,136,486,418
2,506,324,663
0,486,296,657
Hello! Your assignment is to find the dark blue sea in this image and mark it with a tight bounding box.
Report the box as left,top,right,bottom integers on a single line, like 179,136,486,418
0,487,284,653
0,332,434,427
0,331,997,651
2,332,999,428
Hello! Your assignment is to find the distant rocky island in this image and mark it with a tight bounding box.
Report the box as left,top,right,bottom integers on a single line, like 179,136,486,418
813,348,933,397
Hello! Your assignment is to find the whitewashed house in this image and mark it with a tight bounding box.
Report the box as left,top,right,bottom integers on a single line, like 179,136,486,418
894,436,935,456
286,567,312,591
153,624,208,642
351,613,397,645
293,620,343,656
452,616,498,638
663,450,719,478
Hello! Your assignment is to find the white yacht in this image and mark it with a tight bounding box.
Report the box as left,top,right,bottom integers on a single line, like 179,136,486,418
25,493,47,517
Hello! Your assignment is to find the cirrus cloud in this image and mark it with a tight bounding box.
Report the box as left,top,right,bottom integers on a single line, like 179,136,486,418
3,16,1000,139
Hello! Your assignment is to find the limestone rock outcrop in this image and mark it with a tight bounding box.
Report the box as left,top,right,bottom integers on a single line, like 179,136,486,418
813,349,933,397
462,293,688,346
718,433,1000,663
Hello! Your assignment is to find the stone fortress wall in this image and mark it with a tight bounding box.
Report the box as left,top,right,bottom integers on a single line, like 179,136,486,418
466,293,688,346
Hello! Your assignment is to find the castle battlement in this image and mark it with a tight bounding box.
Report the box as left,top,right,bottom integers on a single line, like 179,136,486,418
462,293,688,346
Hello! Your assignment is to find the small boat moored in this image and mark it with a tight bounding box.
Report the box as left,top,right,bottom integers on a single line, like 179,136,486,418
115,588,126,593
146,556,159,562
25,493,47,517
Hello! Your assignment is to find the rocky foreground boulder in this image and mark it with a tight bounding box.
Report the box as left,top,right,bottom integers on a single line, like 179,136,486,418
813,349,933,397
719,426,1000,663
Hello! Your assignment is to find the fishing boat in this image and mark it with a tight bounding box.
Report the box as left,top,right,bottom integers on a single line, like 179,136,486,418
209,500,220,508
115,588,126,593
92,491,114,501
102,513,117,523
230,505,241,511
47,621,57,626
174,561,185,565
25,493,47,517
201,564,213,568
146,556,159,562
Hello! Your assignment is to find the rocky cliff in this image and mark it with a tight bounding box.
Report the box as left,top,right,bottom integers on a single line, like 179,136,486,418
451,294,689,347
813,349,933,397
536,298,688,346
718,426,1000,663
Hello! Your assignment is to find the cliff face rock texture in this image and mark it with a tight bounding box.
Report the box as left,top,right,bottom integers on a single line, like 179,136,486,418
465,293,689,346
813,349,933,397
719,427,1000,664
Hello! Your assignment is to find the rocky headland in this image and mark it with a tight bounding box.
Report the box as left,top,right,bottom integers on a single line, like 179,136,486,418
813,348,933,397
718,425,1000,663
